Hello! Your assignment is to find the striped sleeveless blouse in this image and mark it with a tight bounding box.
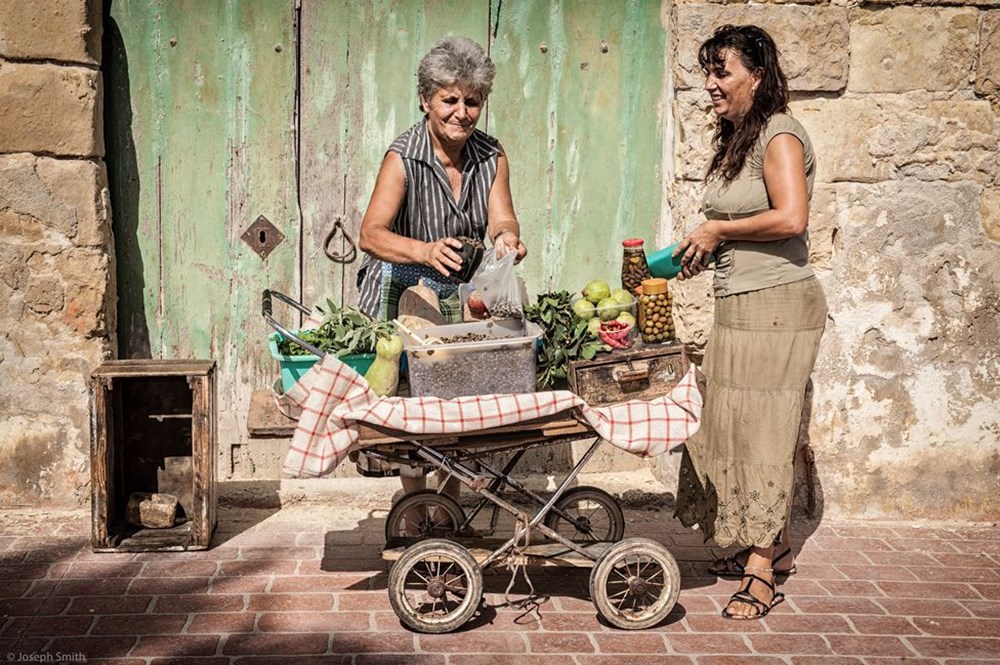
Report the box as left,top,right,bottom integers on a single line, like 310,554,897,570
356,118,501,320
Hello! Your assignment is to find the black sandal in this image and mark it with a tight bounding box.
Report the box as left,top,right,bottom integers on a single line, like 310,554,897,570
721,569,785,621
708,547,796,577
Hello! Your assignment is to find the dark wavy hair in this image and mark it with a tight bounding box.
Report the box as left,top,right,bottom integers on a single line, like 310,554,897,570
699,25,789,182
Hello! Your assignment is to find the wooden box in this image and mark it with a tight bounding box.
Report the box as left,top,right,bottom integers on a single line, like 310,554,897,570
90,360,217,552
568,342,689,405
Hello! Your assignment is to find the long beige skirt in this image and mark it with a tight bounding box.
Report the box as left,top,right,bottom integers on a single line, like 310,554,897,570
675,276,827,548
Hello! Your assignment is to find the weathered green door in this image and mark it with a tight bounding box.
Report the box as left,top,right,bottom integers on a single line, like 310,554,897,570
107,0,666,477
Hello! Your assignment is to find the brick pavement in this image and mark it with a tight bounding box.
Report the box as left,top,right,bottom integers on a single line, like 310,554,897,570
1,501,998,664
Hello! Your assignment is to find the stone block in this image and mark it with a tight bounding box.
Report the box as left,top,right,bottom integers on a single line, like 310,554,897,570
55,248,113,336
793,96,996,184
0,154,110,247
126,492,179,529
0,0,101,64
674,4,849,92
849,8,978,93
983,186,1000,241
977,11,1000,98
0,62,103,157
673,91,715,182
808,184,839,271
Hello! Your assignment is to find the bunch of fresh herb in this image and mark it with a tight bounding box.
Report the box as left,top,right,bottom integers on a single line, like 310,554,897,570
277,298,395,357
525,290,605,389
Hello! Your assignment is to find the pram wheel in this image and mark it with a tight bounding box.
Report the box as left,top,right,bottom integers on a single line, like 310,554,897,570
544,486,625,542
388,539,484,633
589,537,681,630
385,490,466,546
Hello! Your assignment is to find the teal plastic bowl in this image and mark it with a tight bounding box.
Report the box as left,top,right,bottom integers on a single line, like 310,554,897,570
267,332,375,394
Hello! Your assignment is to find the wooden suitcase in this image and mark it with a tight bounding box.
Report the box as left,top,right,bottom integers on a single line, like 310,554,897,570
567,341,689,405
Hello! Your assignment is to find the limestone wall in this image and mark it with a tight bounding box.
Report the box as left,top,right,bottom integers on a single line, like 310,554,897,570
668,1,1000,520
0,0,113,507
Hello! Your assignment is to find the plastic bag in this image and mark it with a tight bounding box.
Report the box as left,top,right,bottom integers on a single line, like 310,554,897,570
469,248,528,320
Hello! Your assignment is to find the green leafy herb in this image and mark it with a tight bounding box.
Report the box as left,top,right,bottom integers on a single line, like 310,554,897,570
277,298,395,358
525,290,606,389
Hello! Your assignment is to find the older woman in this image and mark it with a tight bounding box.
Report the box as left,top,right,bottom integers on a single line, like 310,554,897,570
356,35,526,499
673,25,827,620
357,35,526,322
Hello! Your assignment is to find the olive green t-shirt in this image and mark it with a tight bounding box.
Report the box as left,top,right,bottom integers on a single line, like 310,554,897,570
702,113,816,297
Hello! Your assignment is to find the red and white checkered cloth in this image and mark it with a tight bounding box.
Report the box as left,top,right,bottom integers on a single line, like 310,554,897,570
280,355,702,479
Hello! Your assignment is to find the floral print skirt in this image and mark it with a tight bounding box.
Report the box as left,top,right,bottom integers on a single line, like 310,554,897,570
675,276,827,548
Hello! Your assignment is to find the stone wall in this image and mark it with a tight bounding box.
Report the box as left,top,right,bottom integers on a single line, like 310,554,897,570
668,1,1000,520
0,0,113,507
0,0,996,519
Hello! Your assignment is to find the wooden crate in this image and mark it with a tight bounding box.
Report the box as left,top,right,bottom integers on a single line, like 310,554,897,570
90,360,217,552
568,342,689,405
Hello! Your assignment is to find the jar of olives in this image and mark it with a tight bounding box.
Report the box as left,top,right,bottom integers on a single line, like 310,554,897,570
637,278,675,343
621,239,651,295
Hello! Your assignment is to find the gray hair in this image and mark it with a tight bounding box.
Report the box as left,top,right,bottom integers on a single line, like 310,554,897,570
417,36,495,107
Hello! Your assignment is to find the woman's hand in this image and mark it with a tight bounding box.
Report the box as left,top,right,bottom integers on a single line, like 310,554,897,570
493,230,527,263
423,237,464,276
675,221,721,281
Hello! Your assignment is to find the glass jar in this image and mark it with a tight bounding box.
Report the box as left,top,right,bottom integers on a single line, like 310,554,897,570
637,278,676,344
621,238,651,295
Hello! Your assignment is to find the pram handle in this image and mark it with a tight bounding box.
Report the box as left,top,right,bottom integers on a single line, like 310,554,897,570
261,289,326,358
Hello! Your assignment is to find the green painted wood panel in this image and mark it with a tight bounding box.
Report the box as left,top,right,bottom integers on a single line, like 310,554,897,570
106,0,298,443
490,0,667,294
299,0,490,309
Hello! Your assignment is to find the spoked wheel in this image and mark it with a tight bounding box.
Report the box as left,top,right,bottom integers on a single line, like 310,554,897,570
388,539,484,633
384,490,466,546
589,537,681,630
543,486,625,542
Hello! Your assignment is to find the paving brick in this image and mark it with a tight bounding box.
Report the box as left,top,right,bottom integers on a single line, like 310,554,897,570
970,583,1000,600
788,658,864,665
0,616,30,638
930,552,995,568
815,580,883,597
876,598,971,617
762,612,854,634
526,631,595,653
811,536,894,552
354,657,442,665
833,565,919,582
330,630,417,653
337,590,392,610
961,600,1000,618
0,595,68,615
863,550,939,566
910,616,1000,637
92,614,188,635
591,632,668,653
883,537,962,553
0,580,30,597
153,593,245,613
139,560,220,577
148,659,229,665
66,594,153,614
218,560,298,576
60,561,145,578
675,594,721,613
48,635,137,658
187,612,257,634
128,577,211,595
222,632,330,655
129,634,221,657
795,549,870,565
877,580,981,599
826,634,916,657
665,633,751,654
23,614,94,636
846,614,919,635
698,658,788,665
455,657,575,665
52,577,131,596
256,610,370,632
578,657,694,665
747,632,831,655
418,631,528,653
906,636,1000,659
536,611,609,632
241,546,320,560
246,592,335,612
0,563,53,580
787,596,885,615
208,575,271,593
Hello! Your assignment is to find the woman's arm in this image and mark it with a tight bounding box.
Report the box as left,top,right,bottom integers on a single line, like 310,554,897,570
358,152,462,276
486,149,527,261
677,133,809,278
